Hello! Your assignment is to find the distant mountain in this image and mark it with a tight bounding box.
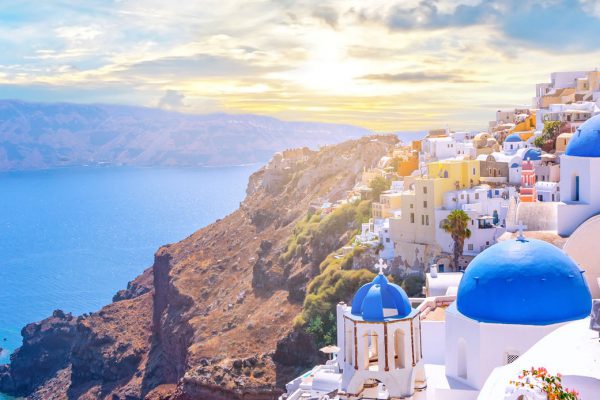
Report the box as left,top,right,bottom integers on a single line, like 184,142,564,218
0,100,377,170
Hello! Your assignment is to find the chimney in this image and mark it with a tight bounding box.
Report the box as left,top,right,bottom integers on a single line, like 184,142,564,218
430,264,438,278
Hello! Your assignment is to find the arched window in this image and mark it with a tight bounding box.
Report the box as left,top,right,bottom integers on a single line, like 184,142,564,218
363,330,379,371
345,325,353,366
457,338,467,379
393,329,405,369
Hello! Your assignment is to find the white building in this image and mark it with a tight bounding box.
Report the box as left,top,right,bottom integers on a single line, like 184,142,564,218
535,181,560,202
502,133,530,154
485,147,542,185
281,237,594,400
533,70,588,108
479,316,600,400
378,219,394,260
420,134,475,163
536,101,600,130
557,114,600,236
337,262,426,399
435,185,514,258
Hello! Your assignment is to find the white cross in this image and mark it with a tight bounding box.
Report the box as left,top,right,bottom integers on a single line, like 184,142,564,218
516,221,527,241
375,258,387,275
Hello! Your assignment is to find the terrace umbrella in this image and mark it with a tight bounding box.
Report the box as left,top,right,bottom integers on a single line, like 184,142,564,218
319,345,340,360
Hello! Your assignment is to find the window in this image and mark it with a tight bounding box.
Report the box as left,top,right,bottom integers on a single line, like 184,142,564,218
410,203,414,209
386,238,390,243
457,338,467,379
574,175,580,202
426,215,430,225
472,168,476,175
468,244,473,251
410,213,415,223
423,201,428,208
423,186,428,194
475,193,479,200
394,329,405,369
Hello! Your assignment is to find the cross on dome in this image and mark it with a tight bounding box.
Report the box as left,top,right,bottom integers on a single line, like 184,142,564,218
516,221,527,241
375,258,387,275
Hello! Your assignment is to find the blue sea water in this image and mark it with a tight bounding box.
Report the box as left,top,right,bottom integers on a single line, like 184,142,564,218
0,165,257,369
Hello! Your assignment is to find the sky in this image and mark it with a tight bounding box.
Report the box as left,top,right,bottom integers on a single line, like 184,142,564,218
2,0,600,131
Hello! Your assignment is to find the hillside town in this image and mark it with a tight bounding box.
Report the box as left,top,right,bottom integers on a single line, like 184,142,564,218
280,71,600,399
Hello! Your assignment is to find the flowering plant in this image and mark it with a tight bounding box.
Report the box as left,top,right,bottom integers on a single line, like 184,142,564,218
509,367,579,400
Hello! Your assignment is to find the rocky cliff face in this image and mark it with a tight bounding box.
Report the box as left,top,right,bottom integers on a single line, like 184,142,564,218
0,135,398,399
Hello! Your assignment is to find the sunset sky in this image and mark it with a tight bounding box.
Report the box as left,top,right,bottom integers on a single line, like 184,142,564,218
2,0,600,131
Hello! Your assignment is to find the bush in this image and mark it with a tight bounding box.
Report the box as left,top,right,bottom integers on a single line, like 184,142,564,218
369,176,391,200
281,201,372,266
402,274,425,297
296,252,375,347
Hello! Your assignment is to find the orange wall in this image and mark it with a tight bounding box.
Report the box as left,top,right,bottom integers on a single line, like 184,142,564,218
398,153,419,177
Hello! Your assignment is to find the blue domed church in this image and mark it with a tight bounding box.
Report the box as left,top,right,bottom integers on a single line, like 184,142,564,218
337,260,426,399
557,114,600,235
444,234,591,390
280,241,592,400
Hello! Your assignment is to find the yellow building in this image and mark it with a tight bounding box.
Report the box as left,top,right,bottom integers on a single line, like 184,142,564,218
372,191,402,219
426,159,481,204
389,158,480,269
556,132,573,153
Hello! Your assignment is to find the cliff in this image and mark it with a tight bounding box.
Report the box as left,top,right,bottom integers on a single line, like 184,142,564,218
0,134,398,399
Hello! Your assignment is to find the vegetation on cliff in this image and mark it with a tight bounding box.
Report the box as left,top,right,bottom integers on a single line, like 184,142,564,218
0,135,399,400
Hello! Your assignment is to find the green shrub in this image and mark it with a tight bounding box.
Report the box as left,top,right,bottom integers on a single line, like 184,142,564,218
402,274,425,297
369,176,391,200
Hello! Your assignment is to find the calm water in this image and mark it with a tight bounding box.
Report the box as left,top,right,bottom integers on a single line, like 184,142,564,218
0,165,257,367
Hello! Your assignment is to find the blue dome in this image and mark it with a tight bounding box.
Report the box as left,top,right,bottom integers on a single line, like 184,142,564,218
566,114,600,157
523,148,541,161
457,238,591,325
351,273,412,321
505,133,522,143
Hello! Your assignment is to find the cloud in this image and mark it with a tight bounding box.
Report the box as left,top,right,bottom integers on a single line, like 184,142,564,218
359,70,483,84
379,0,600,52
157,89,186,110
385,0,494,31
122,54,286,80
312,6,339,28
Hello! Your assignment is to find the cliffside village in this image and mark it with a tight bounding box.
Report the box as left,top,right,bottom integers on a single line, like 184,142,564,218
293,69,600,274
278,70,600,399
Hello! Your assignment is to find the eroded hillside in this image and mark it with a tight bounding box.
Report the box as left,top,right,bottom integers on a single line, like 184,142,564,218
0,135,398,399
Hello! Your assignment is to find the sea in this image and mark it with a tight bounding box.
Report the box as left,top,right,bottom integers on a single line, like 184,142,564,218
0,164,258,371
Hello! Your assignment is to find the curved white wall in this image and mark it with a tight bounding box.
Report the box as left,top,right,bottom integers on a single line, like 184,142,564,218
563,214,600,298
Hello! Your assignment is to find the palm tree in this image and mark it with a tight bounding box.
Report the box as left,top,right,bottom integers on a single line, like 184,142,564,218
441,210,472,270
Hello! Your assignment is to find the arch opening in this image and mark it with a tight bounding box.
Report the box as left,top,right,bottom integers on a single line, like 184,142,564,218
393,329,405,369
